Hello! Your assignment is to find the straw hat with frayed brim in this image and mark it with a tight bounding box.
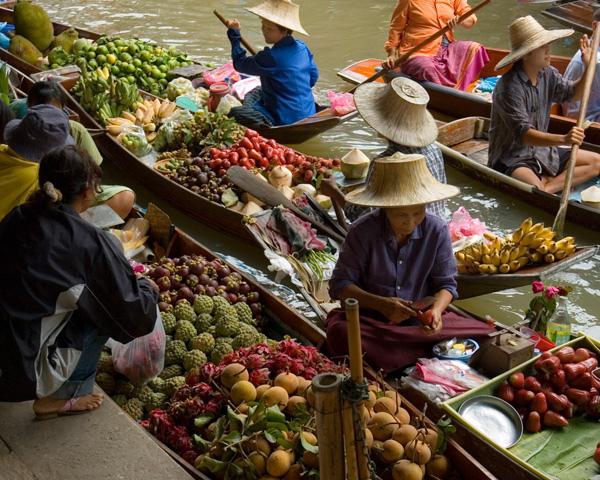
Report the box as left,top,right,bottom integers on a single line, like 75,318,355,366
246,0,309,36
354,77,438,148
345,152,460,208
495,16,573,71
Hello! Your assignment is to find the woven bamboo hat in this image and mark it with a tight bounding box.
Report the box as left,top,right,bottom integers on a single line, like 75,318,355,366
495,16,573,70
354,77,438,148
246,0,309,36
345,152,459,208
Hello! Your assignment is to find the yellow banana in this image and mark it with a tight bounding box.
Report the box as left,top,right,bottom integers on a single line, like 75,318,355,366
529,252,542,263
520,231,537,247
509,246,527,262
511,228,524,243
536,244,549,255
483,232,497,242
455,252,466,263
500,248,511,265
565,244,576,255
499,264,510,274
528,237,545,249
491,253,501,267
146,132,157,143
464,254,476,265
520,217,533,234
481,243,491,256
107,124,123,136
555,250,567,260
518,256,529,268
529,223,545,235
544,253,556,263
122,111,137,123
538,227,555,241
482,254,493,265
555,237,575,250
471,247,482,262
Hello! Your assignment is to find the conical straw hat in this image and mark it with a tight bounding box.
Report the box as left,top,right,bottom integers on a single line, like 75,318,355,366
495,16,573,71
246,0,309,36
345,152,459,208
354,77,438,148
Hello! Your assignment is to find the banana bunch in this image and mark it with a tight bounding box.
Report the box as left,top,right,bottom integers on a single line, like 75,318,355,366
455,218,577,275
106,97,177,143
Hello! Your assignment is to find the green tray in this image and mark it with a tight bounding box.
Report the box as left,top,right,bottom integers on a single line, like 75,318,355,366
443,335,600,480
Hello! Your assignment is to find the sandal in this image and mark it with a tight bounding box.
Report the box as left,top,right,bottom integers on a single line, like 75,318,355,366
34,394,103,420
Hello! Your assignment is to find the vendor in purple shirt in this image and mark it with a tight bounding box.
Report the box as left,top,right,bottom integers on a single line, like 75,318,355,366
325,152,493,374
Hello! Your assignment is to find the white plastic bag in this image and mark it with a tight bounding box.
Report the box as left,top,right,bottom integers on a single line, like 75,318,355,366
106,309,165,386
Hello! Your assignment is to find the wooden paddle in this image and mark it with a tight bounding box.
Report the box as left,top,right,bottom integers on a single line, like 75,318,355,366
347,0,491,94
226,166,346,243
552,23,600,237
214,9,258,55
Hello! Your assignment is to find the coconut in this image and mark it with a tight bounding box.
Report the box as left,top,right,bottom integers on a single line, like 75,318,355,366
341,148,370,180
314,194,332,210
241,201,264,216
292,183,317,199
268,166,293,189
581,185,600,209
278,185,295,200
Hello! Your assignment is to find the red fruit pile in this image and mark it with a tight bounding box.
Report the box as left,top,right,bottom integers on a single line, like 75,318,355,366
496,346,599,433
208,129,340,184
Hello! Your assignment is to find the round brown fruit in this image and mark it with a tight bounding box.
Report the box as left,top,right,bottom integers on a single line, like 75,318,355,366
394,407,411,425
283,464,302,480
300,431,317,446
374,396,399,415
366,390,377,409
392,460,424,480
256,384,270,399
368,412,398,441
305,387,315,407
286,396,307,415
426,454,450,479
405,439,432,465
365,428,374,449
417,428,438,451
393,424,419,446
262,386,289,408
221,363,249,389
302,450,319,468
230,380,257,405
274,372,299,395
248,452,267,475
382,439,404,463
296,377,311,395
238,402,250,414
266,450,292,477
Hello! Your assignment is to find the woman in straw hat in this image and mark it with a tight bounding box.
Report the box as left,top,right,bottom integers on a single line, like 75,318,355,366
224,0,318,128
321,77,448,221
325,153,493,374
489,16,600,193
383,0,488,91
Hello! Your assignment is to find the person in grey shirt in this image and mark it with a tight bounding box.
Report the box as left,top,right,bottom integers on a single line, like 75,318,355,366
490,16,600,194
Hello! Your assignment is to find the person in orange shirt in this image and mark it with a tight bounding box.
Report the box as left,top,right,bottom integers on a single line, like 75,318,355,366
384,0,489,91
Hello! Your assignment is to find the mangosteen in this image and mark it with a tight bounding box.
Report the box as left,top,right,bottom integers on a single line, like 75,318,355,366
209,279,219,288
217,266,231,279
158,301,172,312
157,276,171,292
190,263,204,276
159,292,171,303
177,168,187,176
193,285,205,295
230,272,243,282
211,194,220,203
184,158,193,166
178,286,194,303
247,292,260,303
205,286,216,297
227,293,238,303
199,273,211,286
188,177,198,186
250,303,262,315
178,266,190,277
186,274,199,287
198,173,208,185
239,282,251,294
153,266,170,278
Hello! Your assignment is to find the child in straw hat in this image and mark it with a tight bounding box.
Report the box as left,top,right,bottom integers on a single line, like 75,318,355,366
489,16,600,194
224,0,318,128
325,153,493,374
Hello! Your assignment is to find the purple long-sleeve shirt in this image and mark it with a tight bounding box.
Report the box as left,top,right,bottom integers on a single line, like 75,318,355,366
329,210,458,302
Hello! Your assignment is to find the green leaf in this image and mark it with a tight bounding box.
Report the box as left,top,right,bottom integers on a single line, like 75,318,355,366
300,434,319,454
192,434,212,452
194,414,214,428
265,405,287,424
276,437,294,449
221,431,242,445
264,429,278,444
266,421,289,432
201,456,227,474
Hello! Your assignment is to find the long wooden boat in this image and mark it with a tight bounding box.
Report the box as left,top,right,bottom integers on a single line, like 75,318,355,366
0,7,356,144
337,49,600,146
437,116,600,231
541,0,595,34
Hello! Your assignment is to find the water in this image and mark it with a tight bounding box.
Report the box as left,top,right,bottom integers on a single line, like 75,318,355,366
38,0,599,331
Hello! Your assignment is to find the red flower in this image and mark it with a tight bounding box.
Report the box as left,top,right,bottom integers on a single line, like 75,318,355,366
545,286,561,299
532,281,545,294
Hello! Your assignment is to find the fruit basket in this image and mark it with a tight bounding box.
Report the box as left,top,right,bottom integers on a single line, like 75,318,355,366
443,335,600,480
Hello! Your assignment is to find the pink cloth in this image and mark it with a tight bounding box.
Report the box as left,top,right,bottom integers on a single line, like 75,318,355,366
400,40,489,91
325,309,493,375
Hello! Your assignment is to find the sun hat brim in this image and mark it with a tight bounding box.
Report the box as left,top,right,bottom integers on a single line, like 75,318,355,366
246,3,309,36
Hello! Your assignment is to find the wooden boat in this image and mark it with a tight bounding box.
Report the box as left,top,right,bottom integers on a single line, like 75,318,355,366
437,116,600,231
0,7,356,144
337,49,600,147
542,0,595,34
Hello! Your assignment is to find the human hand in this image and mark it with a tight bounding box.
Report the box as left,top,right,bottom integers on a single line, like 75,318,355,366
421,308,443,335
447,15,460,30
580,35,592,67
564,126,585,146
225,18,241,30
385,297,416,325
384,52,399,70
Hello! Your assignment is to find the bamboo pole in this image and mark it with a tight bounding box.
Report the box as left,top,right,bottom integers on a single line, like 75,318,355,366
213,9,258,55
345,298,371,480
312,373,345,480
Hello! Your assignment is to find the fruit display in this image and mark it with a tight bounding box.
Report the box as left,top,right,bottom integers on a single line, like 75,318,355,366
13,0,54,52
496,346,599,433
455,218,577,275
72,67,142,125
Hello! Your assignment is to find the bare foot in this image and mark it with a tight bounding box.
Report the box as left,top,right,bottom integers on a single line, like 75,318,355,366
33,393,104,416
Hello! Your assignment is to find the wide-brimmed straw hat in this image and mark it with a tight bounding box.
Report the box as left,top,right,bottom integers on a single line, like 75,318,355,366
495,16,573,71
354,77,438,148
246,0,309,36
345,152,459,208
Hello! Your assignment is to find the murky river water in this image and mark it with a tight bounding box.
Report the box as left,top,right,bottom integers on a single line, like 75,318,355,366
39,0,599,332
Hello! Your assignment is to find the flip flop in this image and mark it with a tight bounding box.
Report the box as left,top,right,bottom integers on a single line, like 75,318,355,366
34,396,101,420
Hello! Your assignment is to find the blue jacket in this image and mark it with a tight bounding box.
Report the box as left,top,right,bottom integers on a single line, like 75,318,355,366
227,28,318,126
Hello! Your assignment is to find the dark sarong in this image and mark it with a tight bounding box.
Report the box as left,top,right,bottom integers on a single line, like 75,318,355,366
229,87,273,129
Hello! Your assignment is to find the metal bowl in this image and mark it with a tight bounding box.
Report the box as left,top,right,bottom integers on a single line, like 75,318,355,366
458,395,523,448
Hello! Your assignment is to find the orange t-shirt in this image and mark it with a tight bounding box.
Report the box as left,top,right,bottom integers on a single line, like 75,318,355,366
385,0,476,58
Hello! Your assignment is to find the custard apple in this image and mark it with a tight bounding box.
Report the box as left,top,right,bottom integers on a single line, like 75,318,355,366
146,392,168,411
115,380,136,398
136,386,154,405
193,295,214,315
175,320,197,343
122,398,144,420
174,301,195,322
212,295,230,314
148,377,166,392
233,302,254,325
237,323,259,337
232,332,259,350
165,339,187,365
183,349,207,371
165,375,186,395
214,304,237,323
215,316,240,337
97,351,114,373
195,313,214,333
96,372,116,394
161,311,177,334
210,342,234,364
112,394,128,407
159,364,184,380
189,333,215,353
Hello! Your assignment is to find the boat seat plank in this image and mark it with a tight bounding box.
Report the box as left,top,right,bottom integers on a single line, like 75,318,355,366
453,139,489,156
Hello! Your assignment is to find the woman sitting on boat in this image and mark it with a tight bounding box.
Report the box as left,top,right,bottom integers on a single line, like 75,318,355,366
325,153,493,375
225,0,318,128
0,145,158,416
384,0,489,91
1,81,135,219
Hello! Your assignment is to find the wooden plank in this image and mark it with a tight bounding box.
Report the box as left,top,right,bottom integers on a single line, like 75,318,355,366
453,139,489,157
542,0,594,34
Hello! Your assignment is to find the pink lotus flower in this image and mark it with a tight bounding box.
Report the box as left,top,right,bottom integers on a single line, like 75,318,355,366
545,286,561,299
532,281,545,294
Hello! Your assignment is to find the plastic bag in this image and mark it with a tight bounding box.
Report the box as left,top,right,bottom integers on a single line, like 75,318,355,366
327,91,356,116
107,308,165,386
117,125,152,157
231,76,261,100
448,206,488,242
152,109,193,152
202,61,240,85
166,77,194,101
215,94,242,115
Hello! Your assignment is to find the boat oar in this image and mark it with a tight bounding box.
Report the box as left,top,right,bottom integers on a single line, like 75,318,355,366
226,166,346,243
347,0,491,94
213,9,258,55
552,23,600,237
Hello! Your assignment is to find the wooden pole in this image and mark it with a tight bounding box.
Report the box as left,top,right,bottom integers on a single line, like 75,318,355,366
213,10,258,55
553,24,600,237
347,0,491,93
312,373,346,480
345,298,371,480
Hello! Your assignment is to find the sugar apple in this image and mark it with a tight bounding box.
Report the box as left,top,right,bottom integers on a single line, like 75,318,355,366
174,301,195,322
210,342,234,364
189,333,215,353
112,394,128,407
146,392,168,411
212,295,230,314
97,351,114,374
148,377,166,392
195,313,214,333
165,339,187,365
115,380,136,398
183,349,207,371
159,364,183,380
214,304,237,323
193,295,214,315
232,332,260,350
161,311,177,335
136,386,154,406
95,372,116,394
237,323,259,337
175,320,197,343
233,302,254,325
165,375,186,395
122,398,145,420
208,325,217,336
215,316,240,338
